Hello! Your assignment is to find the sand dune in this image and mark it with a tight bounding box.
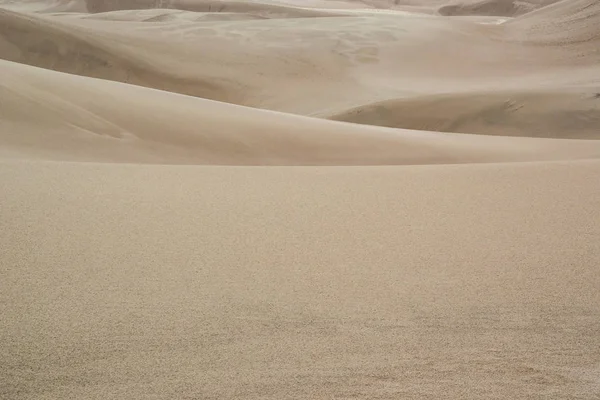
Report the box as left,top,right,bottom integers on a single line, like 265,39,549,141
2,159,600,399
508,0,600,46
0,6,375,109
1,0,600,398
0,0,352,14
83,0,352,17
1,2,598,114
5,59,600,164
0,0,87,12
0,7,256,104
511,0,599,21
438,0,558,17
329,89,600,138
65,8,269,22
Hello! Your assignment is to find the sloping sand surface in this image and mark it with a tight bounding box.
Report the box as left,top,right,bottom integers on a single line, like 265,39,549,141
2,160,600,399
83,0,351,17
3,59,600,164
507,0,600,51
329,89,600,138
438,0,559,17
63,9,270,22
1,0,598,116
2,0,600,398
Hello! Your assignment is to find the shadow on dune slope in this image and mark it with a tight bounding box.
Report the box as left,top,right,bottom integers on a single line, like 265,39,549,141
506,0,600,52
83,0,346,17
0,7,250,103
328,90,600,139
3,59,600,165
438,0,559,17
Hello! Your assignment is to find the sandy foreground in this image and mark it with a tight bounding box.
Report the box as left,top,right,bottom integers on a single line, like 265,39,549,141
1,0,600,399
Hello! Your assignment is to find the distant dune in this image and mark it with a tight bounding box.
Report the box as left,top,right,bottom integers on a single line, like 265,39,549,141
329,90,600,139
438,0,559,17
1,3,596,116
507,0,600,47
0,7,261,104
0,6,371,110
83,0,349,17
69,8,268,22
5,59,599,165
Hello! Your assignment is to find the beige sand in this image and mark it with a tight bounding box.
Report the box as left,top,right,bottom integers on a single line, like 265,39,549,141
328,89,600,139
437,0,560,17
1,0,600,399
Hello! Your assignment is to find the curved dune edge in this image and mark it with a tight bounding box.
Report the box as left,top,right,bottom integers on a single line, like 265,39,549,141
506,0,600,48
58,9,269,22
0,0,88,13
1,59,600,165
2,2,598,118
83,0,353,17
509,0,599,21
0,7,250,104
327,90,600,139
438,0,559,17
0,0,351,16
0,6,364,111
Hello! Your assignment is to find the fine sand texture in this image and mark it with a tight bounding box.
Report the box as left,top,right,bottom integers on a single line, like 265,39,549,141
1,0,600,399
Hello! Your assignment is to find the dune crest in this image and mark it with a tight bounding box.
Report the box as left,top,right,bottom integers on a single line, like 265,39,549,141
83,0,348,17
438,0,559,17
507,0,600,51
0,7,258,103
328,89,600,139
5,59,600,165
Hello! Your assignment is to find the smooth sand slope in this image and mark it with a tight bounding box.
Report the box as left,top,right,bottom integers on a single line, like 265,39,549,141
1,0,600,399
329,89,600,138
2,59,600,165
2,160,600,399
2,0,599,119
438,0,560,17
1,5,473,112
506,0,600,50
